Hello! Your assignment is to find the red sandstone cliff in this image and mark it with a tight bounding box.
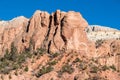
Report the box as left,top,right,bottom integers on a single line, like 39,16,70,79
0,10,120,80
0,10,88,55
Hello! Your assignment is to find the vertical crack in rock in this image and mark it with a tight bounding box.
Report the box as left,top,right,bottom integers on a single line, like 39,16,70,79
41,15,52,51
26,20,30,32
48,40,52,53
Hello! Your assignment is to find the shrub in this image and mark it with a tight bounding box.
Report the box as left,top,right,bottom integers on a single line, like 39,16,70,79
24,66,29,72
17,53,26,64
48,60,57,66
101,65,109,71
73,58,81,63
91,58,98,63
90,66,99,73
79,62,87,70
1,66,13,74
87,76,104,80
110,65,116,71
37,48,46,55
59,64,74,74
12,63,19,70
50,52,59,58
36,66,53,77
95,39,104,48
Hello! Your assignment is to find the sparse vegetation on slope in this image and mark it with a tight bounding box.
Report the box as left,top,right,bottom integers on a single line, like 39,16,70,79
0,43,36,74
36,65,53,77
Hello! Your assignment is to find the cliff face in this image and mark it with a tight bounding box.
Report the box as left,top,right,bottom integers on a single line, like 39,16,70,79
0,10,88,55
0,10,120,80
0,16,29,55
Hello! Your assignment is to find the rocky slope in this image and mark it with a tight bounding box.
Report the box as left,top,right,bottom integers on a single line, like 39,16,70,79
87,25,120,41
0,10,120,80
87,25,118,32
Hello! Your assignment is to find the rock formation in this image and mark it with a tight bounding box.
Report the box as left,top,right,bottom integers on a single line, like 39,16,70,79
0,10,120,80
87,25,120,41
0,16,28,55
0,10,88,55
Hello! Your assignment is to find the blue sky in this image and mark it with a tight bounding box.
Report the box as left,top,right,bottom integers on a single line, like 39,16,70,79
0,0,120,29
